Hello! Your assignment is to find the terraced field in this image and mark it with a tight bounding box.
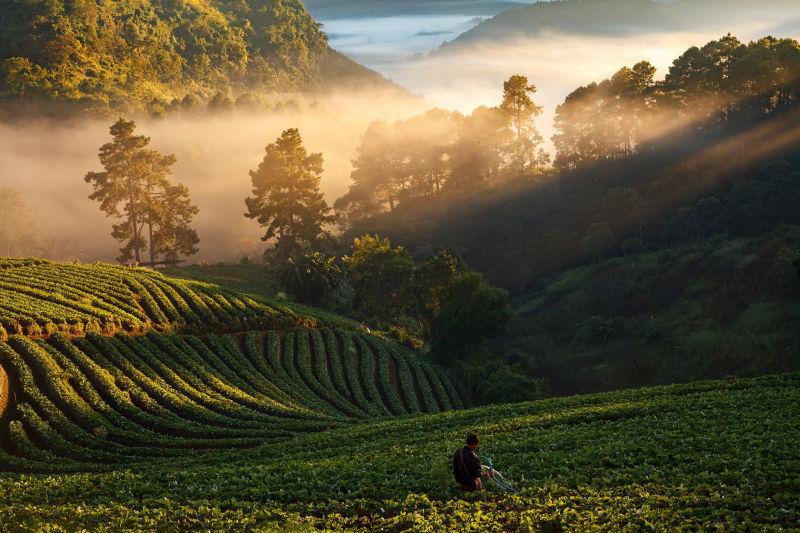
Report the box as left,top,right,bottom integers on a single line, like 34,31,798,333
0,260,465,474
0,258,352,339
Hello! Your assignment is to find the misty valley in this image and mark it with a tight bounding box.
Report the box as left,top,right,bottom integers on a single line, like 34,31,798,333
0,0,799,530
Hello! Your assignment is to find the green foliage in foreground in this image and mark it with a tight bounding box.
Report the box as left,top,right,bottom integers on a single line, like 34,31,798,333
1,373,798,530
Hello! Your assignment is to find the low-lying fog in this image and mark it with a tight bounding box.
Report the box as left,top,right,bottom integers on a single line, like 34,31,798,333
0,92,425,263
325,12,799,143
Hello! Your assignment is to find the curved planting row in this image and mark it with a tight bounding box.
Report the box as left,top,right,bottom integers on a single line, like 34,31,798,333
0,260,355,340
0,328,462,473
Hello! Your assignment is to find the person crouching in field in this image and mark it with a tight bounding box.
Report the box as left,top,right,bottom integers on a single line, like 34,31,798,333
453,433,492,492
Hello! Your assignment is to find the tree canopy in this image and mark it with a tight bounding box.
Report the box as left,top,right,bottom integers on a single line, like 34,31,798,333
335,76,547,222
0,0,381,113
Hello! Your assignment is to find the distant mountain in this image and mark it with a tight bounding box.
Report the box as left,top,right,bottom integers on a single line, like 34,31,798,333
303,0,533,19
440,0,800,49
0,0,394,114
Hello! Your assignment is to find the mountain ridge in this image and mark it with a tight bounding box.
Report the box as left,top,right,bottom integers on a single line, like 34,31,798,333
439,0,800,50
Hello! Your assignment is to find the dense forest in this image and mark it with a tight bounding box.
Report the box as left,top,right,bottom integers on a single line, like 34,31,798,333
0,0,388,114
311,33,800,395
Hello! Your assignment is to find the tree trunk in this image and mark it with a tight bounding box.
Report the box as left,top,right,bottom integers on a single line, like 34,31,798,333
278,225,287,261
130,207,141,264
148,222,155,264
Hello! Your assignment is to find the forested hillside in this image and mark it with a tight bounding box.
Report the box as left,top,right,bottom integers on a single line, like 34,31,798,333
337,34,800,393
0,0,389,114
346,35,800,287
506,229,800,394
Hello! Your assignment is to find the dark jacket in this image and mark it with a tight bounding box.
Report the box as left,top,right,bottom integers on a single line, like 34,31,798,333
453,446,481,486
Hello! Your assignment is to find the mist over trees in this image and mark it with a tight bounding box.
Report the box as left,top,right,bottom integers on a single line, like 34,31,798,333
85,119,200,264
334,74,548,222
338,34,800,292
500,74,548,173
554,35,800,169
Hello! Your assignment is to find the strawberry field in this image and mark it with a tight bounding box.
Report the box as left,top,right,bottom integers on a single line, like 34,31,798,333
0,373,798,530
0,327,462,473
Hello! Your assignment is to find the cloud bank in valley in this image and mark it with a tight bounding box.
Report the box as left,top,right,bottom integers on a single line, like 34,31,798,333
0,91,424,263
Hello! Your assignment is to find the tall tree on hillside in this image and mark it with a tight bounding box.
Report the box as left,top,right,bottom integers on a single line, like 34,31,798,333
0,187,38,257
500,74,546,174
553,62,655,169
245,128,336,261
662,34,743,119
553,82,608,170
335,120,401,222
610,61,656,154
85,118,199,264
394,109,458,200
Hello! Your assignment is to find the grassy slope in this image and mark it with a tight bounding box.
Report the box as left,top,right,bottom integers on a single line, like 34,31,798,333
162,263,279,300
161,263,367,336
505,228,800,395
1,372,798,529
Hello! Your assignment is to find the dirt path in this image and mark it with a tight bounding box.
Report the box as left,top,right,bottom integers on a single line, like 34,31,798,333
0,359,13,452
387,356,407,412
0,360,8,420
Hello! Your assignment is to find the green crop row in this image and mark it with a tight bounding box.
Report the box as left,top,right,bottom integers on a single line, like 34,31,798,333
0,260,364,339
0,327,458,471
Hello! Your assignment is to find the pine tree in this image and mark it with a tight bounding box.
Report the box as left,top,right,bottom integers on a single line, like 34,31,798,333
245,128,336,261
500,74,545,174
85,118,199,264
